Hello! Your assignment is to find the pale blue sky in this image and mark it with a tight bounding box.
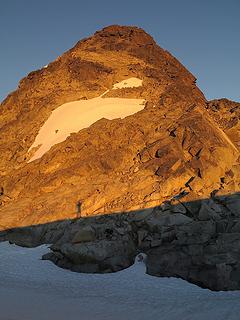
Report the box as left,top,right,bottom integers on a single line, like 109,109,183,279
0,0,239,102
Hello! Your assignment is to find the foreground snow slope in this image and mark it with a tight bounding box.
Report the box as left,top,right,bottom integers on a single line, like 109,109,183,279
0,242,240,320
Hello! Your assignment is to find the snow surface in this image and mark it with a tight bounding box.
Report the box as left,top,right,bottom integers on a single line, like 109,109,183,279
112,77,143,89
0,242,240,320
28,78,144,162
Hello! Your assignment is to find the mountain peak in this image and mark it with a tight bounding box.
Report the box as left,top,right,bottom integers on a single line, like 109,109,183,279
0,24,239,233
1,25,240,292
93,24,155,44
70,24,158,63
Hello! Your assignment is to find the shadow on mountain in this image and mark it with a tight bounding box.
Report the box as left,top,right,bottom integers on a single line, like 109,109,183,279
1,192,240,291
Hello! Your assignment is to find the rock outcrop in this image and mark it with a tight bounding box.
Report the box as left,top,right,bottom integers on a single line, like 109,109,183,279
0,25,240,291
2,192,240,291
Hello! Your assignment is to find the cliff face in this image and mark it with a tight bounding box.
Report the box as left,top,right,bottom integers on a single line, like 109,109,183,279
206,99,240,149
0,25,240,290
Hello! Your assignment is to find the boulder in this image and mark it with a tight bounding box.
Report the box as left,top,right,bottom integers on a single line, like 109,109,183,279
48,237,137,273
198,202,220,220
71,226,96,243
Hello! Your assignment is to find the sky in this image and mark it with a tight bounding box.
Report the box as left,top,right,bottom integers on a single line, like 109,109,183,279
0,0,239,103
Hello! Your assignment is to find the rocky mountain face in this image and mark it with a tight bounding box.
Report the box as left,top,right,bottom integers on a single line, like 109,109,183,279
0,25,240,290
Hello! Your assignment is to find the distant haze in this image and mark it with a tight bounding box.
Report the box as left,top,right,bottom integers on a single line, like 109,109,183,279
0,0,239,102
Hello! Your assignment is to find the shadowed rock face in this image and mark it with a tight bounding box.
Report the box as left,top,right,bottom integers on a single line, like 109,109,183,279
2,193,240,291
0,25,240,290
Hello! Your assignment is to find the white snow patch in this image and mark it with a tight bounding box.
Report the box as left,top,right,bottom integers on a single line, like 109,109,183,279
0,242,240,320
113,77,143,89
28,91,145,162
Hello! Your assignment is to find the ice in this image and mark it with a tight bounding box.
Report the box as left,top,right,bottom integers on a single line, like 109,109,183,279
112,77,143,89
0,242,239,320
